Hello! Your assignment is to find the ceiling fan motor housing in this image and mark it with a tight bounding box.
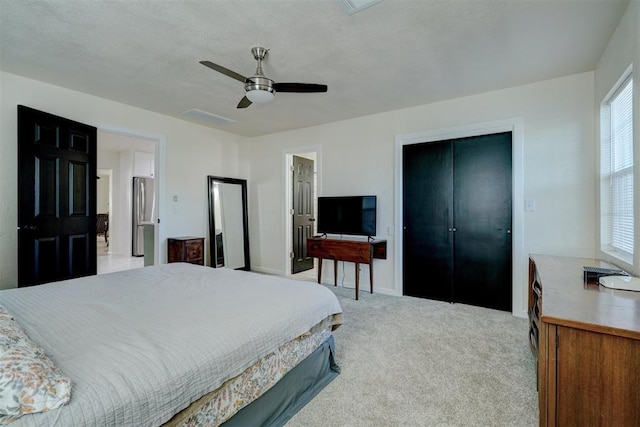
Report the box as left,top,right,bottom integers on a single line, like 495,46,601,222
245,76,274,93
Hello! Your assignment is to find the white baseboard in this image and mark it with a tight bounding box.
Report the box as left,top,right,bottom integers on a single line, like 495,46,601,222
250,266,283,275
514,309,527,319
252,267,523,317
320,279,402,297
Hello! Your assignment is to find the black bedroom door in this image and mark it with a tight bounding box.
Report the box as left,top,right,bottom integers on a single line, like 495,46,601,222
18,105,97,287
403,132,512,311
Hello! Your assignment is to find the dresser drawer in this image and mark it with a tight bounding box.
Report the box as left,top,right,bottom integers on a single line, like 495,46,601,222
185,241,203,262
168,237,205,266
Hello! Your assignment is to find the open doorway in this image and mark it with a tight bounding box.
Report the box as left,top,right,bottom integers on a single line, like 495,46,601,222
97,130,159,274
285,148,320,279
96,168,112,257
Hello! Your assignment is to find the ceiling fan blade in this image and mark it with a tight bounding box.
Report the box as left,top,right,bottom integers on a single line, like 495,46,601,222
237,96,252,109
273,83,328,93
200,60,247,83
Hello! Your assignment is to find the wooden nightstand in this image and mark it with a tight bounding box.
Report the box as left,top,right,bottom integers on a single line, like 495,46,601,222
168,237,205,265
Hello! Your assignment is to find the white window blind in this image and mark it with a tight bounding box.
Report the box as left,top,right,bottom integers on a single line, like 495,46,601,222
601,74,633,258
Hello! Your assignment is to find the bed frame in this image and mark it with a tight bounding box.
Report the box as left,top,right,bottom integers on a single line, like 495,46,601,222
164,336,339,426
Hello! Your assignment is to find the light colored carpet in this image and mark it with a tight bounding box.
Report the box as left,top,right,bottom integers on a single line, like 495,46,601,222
287,285,538,427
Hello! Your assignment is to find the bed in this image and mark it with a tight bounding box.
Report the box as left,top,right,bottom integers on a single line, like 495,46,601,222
0,263,343,426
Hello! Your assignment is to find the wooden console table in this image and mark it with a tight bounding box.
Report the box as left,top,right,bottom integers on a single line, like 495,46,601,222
529,254,640,426
306,237,387,300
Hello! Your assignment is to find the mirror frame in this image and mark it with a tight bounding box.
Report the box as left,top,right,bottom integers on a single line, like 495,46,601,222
207,175,250,270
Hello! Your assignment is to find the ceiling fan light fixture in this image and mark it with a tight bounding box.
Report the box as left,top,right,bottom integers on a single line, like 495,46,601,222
246,89,274,103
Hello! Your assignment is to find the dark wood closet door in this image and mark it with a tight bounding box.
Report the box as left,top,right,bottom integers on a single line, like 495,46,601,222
402,141,453,301
453,133,512,311
402,132,512,312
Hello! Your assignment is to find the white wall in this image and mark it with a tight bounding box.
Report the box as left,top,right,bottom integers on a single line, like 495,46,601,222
0,71,246,289
242,71,596,316
96,172,110,213
595,0,640,276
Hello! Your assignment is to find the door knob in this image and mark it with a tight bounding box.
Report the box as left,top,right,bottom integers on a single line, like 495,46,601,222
507,229,511,234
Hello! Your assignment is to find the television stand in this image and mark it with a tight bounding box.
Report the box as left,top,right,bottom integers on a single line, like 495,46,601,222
306,237,387,300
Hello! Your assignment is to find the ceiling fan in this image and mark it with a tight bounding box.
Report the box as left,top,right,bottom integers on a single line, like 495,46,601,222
200,47,328,109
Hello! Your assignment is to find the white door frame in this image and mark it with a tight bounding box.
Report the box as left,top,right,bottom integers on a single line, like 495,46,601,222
97,124,166,266
283,146,322,275
394,118,526,318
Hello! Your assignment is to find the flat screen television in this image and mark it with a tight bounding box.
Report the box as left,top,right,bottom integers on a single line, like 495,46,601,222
317,195,377,237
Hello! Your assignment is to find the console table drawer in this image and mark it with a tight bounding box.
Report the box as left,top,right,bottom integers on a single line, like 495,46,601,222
308,239,371,263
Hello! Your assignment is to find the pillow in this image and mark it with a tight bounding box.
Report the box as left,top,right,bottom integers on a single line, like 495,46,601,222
0,305,71,423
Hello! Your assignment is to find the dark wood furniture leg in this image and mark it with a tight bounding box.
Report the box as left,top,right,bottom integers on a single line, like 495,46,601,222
369,260,374,294
355,263,361,300
333,259,338,286
317,258,322,284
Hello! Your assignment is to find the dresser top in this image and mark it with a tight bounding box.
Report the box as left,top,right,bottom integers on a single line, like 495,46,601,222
531,254,640,339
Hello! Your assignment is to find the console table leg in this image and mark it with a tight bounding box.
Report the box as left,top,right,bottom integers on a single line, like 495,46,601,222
370,261,373,294
355,262,360,300
317,258,322,284
333,260,338,286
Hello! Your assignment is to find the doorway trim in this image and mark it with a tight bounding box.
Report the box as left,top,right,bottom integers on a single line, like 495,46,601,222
394,118,525,317
97,124,166,266
96,168,113,253
283,146,322,276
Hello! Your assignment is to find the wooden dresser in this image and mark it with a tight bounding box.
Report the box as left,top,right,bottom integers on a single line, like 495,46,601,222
168,237,205,266
529,255,640,426
306,237,387,300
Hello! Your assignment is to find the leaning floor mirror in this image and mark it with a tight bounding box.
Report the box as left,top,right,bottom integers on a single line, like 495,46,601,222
207,176,250,270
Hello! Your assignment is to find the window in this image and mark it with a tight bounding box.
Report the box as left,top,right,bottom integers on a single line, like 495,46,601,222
600,72,633,262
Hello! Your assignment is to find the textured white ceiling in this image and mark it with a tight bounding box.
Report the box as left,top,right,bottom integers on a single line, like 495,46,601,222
0,0,629,137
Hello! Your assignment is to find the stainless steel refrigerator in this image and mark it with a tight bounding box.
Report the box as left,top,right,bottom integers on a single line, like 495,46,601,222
132,177,155,257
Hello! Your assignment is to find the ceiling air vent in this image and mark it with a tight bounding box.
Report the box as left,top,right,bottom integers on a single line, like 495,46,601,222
180,109,236,125
337,0,383,15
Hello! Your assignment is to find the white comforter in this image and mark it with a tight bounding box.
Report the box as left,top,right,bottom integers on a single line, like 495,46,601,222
0,263,343,426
